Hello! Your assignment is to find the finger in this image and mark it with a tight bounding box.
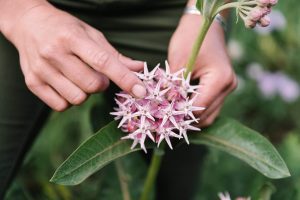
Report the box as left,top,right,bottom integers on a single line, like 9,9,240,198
117,54,144,72
26,78,69,111
70,35,146,98
84,26,144,71
40,65,88,105
194,77,237,126
198,106,222,127
168,51,189,73
193,67,236,109
193,81,234,118
197,92,225,120
50,55,109,93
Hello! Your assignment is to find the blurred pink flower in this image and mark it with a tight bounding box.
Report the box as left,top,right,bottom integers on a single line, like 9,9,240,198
228,39,244,61
246,63,300,102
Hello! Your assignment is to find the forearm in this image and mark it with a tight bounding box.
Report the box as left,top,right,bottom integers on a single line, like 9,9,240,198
0,0,48,37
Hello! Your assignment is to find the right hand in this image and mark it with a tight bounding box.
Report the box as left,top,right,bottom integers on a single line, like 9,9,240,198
3,2,146,111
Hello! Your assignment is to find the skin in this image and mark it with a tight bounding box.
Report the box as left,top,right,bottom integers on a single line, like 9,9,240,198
0,0,146,111
168,14,237,127
0,0,237,127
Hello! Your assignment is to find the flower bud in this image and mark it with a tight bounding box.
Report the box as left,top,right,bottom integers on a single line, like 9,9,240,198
249,7,263,21
256,0,270,6
261,6,271,16
259,16,271,27
245,18,257,29
269,0,278,5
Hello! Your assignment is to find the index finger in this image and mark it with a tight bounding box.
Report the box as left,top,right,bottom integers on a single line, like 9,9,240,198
70,35,146,98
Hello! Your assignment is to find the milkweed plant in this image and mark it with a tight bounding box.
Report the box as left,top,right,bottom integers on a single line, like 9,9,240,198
50,0,290,200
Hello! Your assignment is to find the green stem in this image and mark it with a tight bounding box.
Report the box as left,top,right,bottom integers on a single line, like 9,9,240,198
214,1,257,16
214,1,240,15
139,144,165,200
115,160,131,200
257,182,276,200
184,17,213,78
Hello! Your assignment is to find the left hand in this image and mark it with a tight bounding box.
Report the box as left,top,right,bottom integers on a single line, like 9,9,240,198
168,14,237,127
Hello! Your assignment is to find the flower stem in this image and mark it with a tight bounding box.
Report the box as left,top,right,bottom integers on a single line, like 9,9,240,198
139,144,165,200
115,160,131,200
184,17,212,78
214,1,240,15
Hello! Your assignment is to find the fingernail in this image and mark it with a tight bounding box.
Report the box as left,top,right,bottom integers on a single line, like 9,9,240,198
132,84,146,98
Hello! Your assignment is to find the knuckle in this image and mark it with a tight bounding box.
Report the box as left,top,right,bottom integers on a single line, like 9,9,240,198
102,77,110,90
40,44,59,60
116,52,124,60
118,71,133,87
222,70,235,87
92,31,105,42
31,61,44,75
91,51,111,70
70,92,87,105
60,24,83,43
25,74,40,90
85,78,102,93
97,31,105,38
53,101,68,112
201,118,214,127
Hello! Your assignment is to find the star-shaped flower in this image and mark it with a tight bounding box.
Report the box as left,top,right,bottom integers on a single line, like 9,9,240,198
161,101,183,129
146,80,170,102
134,102,155,121
157,127,182,149
180,72,200,96
135,62,160,81
122,117,154,153
178,119,200,144
110,100,140,128
116,93,135,106
175,95,205,122
164,60,185,82
122,131,147,153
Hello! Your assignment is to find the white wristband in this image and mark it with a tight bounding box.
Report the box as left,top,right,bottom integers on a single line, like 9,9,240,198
184,5,227,31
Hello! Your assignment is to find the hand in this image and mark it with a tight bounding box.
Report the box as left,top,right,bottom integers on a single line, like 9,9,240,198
2,2,145,111
168,14,237,127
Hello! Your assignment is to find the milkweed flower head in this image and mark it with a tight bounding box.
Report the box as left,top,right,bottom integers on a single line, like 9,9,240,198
110,61,205,153
236,0,278,28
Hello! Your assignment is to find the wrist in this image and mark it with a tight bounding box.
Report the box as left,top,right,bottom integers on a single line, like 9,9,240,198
183,5,227,32
0,0,49,39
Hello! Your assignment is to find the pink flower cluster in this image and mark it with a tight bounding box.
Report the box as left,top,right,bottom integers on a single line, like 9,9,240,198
110,61,204,153
238,0,278,28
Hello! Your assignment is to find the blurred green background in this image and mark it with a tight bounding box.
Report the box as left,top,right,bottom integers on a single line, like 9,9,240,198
5,0,300,199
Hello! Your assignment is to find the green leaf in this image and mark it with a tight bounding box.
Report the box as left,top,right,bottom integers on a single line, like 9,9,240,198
50,121,152,185
190,117,290,179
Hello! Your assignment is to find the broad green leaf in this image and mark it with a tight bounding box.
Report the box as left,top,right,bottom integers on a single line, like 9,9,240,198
50,121,152,185
190,117,290,179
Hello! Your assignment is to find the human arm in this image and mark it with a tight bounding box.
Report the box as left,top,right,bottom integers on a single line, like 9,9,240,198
0,0,146,111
